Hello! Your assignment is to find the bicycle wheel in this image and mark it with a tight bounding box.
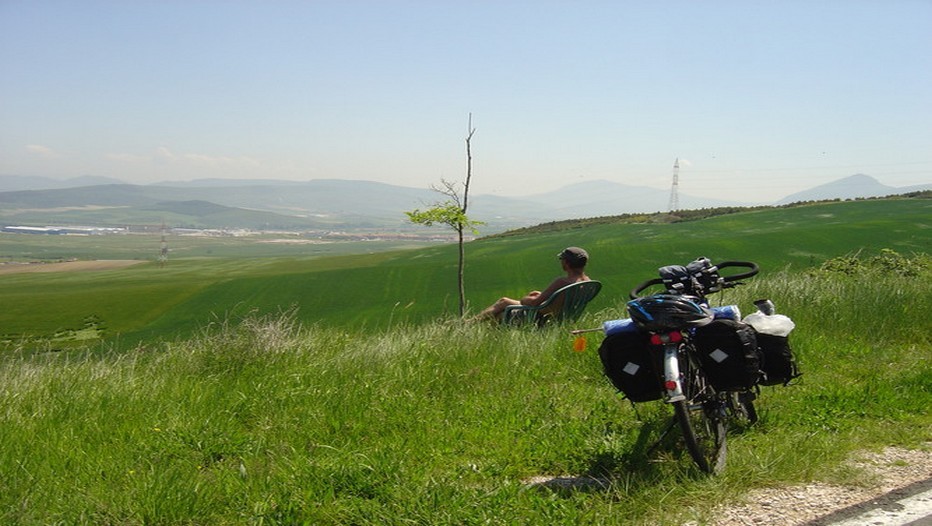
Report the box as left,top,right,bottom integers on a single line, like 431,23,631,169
673,350,727,473
728,391,758,426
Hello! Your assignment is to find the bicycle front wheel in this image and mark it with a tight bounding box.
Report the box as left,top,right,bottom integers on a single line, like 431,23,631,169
673,354,727,473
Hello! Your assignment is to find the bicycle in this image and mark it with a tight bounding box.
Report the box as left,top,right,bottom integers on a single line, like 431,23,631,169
593,258,777,473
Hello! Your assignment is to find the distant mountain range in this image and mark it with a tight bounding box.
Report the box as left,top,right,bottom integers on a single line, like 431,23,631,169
0,174,126,191
775,174,929,204
0,174,927,233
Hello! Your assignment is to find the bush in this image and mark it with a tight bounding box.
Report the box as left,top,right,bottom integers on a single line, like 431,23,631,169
816,248,929,277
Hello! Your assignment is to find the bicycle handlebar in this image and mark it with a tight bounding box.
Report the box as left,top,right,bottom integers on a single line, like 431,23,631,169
628,260,760,299
716,260,759,282
629,278,665,300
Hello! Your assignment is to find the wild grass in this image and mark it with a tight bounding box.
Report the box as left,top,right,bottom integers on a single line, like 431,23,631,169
1,265,929,525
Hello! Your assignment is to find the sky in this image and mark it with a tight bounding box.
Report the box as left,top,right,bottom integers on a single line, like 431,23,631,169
1,1,930,203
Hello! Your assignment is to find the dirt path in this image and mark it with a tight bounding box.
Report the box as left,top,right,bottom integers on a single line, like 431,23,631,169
0,260,144,274
710,446,932,525
524,446,932,525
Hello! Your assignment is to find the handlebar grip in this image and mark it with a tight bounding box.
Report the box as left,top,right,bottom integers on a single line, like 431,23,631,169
717,260,760,282
629,277,665,299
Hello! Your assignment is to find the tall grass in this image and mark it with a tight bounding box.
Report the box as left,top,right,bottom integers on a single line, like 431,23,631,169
1,266,929,524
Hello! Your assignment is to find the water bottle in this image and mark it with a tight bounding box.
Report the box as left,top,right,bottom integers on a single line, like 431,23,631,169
711,305,741,321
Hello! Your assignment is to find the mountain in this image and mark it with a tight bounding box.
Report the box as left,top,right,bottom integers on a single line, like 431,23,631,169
1,174,927,234
775,174,930,204
0,179,747,233
149,178,314,188
137,200,330,230
465,179,751,229
0,187,331,230
0,174,124,192
522,180,744,215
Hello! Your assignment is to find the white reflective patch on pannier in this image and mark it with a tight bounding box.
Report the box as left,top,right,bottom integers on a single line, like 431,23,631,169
623,362,641,375
709,349,729,363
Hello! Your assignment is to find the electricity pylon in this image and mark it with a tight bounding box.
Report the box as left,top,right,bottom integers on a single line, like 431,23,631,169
668,158,680,212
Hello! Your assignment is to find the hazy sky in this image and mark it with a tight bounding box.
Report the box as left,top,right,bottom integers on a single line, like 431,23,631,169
1,1,930,202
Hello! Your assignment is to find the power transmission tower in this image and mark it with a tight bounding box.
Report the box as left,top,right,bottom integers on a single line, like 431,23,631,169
668,158,680,212
158,221,168,267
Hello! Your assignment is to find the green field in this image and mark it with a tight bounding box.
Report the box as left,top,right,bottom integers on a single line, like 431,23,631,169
0,230,435,261
1,198,929,347
0,196,930,524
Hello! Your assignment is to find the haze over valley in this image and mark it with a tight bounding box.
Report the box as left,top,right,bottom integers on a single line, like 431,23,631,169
1,173,927,236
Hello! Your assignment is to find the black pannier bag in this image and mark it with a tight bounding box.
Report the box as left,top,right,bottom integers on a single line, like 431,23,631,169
598,330,663,402
756,333,801,386
693,319,762,391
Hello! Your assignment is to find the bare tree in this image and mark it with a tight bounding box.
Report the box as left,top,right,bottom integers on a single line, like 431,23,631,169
405,114,483,316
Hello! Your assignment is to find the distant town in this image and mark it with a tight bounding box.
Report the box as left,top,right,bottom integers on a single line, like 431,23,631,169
0,224,463,243
1,225,127,235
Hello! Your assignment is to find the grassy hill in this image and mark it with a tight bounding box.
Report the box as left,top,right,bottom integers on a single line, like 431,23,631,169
0,181,440,232
143,197,931,336
0,190,333,231
0,196,929,523
0,245,928,524
0,197,928,348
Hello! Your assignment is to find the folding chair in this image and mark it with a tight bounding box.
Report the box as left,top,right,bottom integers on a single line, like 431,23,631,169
502,280,602,326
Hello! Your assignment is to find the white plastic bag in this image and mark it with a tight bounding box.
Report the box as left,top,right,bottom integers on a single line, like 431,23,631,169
743,312,796,337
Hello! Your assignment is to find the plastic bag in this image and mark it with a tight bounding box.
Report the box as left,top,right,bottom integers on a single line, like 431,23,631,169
743,312,795,337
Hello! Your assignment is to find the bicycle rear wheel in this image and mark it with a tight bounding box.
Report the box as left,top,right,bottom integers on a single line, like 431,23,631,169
728,391,758,426
674,352,727,473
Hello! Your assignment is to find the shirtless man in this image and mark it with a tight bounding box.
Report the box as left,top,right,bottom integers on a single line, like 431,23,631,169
475,246,591,321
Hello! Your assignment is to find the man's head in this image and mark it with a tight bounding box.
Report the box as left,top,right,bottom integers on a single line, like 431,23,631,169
558,246,588,269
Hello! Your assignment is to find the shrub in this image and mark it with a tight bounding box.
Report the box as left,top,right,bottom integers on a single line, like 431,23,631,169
816,248,929,277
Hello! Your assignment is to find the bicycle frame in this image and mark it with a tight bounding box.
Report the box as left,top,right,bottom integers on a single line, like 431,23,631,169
650,331,686,403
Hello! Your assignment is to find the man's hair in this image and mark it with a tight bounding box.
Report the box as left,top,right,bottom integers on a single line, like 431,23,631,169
558,247,588,269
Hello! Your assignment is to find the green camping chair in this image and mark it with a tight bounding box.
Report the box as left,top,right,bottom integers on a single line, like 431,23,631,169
502,280,602,327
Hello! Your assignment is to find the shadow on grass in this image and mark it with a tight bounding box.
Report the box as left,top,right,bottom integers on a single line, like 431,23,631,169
524,413,705,495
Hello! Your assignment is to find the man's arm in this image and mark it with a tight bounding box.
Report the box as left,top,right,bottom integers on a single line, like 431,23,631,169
519,291,542,306
520,277,570,306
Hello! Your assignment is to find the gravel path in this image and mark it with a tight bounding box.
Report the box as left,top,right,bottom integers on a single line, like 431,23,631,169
525,445,932,525
709,445,932,526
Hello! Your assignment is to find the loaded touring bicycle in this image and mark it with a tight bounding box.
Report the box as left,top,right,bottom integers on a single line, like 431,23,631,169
592,257,800,473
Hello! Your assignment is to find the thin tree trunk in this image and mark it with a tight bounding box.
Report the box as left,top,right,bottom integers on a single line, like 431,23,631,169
458,114,476,317
457,226,465,316
463,114,475,211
